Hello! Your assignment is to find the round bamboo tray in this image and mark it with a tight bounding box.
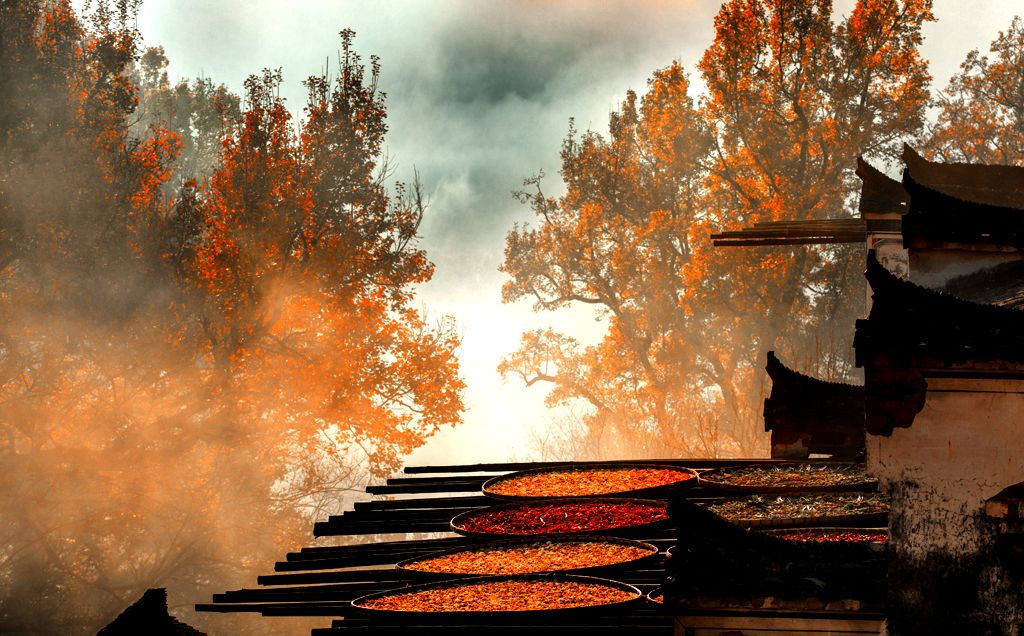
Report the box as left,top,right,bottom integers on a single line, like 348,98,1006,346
482,463,698,501
760,526,888,553
450,497,671,539
694,492,889,529
396,534,659,580
697,462,877,494
350,573,643,622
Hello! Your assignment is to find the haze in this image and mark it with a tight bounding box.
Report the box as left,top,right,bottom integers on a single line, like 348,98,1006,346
48,0,1010,465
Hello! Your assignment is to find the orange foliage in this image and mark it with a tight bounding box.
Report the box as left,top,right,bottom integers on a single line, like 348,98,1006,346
500,0,933,460
924,16,1024,165
0,6,463,635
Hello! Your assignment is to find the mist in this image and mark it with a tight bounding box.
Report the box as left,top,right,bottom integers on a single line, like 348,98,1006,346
4,1,1024,635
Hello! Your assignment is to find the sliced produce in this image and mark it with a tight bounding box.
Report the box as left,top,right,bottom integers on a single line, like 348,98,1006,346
404,540,653,575
700,464,873,489
700,492,889,522
357,579,638,612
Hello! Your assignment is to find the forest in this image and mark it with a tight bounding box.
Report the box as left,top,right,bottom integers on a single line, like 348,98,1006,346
0,0,1022,634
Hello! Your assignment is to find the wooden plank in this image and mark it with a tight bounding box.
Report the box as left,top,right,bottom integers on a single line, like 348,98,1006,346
384,475,492,486
353,495,488,511
314,520,454,536
711,229,865,239
294,536,469,557
258,569,405,586
327,507,478,523
213,582,396,603
365,481,487,495
403,459,786,474
713,237,866,246
195,602,339,614
678,611,885,634
196,602,352,616
753,220,864,228
321,620,674,630
276,551,443,571
314,614,675,631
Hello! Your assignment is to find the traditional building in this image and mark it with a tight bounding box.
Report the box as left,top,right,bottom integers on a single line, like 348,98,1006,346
854,150,1024,635
96,588,206,636
763,351,865,460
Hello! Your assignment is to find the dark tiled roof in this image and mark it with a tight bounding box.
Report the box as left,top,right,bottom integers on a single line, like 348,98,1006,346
855,255,1024,368
902,144,1024,209
901,171,1024,250
96,588,206,636
763,352,864,458
856,157,908,218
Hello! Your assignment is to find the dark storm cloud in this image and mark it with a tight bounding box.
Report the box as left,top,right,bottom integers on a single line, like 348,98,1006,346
434,33,581,105
386,1,712,114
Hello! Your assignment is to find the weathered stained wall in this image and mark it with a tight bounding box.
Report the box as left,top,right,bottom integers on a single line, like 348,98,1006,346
910,249,1023,291
867,380,1024,635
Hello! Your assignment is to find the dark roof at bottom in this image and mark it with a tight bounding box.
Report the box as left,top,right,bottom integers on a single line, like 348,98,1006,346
97,588,206,636
856,254,1024,368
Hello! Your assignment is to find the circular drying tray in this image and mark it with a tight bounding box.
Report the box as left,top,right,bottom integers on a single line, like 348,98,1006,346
450,497,671,539
396,534,659,580
646,585,666,610
759,526,889,553
697,462,877,494
694,492,889,529
350,573,644,622
482,463,698,502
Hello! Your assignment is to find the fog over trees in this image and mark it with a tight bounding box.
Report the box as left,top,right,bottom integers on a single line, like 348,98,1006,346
0,2,462,634
1,0,1022,635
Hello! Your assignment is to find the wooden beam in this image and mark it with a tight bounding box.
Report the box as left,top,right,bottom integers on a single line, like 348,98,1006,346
403,458,786,474
713,237,867,246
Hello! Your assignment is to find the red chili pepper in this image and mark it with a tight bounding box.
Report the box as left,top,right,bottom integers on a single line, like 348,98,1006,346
458,502,667,535
781,531,887,542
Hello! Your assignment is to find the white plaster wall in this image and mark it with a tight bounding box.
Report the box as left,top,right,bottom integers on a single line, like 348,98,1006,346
867,387,1024,557
909,250,1023,290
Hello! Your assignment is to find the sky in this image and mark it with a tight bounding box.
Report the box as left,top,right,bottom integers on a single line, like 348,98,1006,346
124,0,1023,469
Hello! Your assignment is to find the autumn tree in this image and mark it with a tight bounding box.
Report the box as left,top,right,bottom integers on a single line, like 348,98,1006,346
130,45,242,190
923,15,1024,165
0,4,463,635
500,0,933,459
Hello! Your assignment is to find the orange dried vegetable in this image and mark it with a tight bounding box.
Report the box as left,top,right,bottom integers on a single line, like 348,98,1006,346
358,579,637,612
489,468,693,497
406,541,652,575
